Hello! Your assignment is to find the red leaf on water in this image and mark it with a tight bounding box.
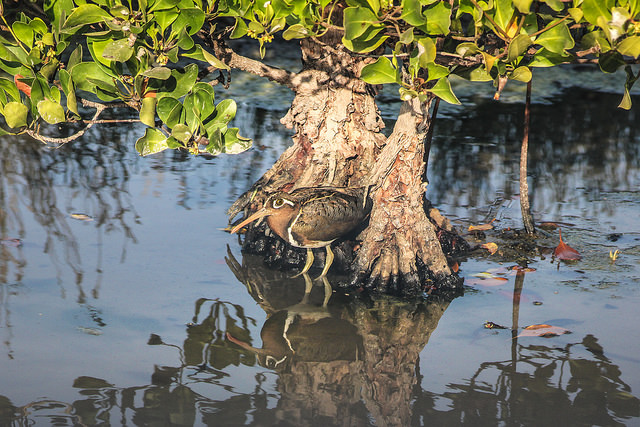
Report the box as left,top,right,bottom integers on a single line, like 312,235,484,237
554,228,581,260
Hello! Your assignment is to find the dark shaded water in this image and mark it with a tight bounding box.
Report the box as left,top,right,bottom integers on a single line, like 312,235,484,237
1,72,639,426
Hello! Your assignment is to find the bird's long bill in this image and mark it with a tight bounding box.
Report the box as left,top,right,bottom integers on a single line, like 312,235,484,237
230,208,270,234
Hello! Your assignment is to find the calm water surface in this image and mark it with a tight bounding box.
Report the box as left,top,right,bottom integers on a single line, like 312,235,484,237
1,73,639,426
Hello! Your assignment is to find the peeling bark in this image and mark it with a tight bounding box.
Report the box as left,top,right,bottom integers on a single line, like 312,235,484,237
228,34,465,297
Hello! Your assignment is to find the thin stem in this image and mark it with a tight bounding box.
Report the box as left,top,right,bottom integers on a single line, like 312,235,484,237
520,79,535,234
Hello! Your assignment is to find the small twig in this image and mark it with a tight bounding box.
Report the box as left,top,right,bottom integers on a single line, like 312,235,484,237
520,79,535,234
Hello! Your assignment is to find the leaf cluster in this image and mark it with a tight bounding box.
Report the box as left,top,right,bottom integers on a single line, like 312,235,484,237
1,0,639,155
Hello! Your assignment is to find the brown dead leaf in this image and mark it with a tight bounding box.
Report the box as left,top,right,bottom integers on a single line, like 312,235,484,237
517,324,571,338
481,242,498,255
469,218,496,231
510,265,536,273
554,228,581,260
450,262,459,273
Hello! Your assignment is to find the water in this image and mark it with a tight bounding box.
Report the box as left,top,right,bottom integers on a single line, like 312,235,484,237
1,73,639,426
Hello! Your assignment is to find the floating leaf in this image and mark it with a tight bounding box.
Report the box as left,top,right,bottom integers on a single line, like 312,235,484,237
554,228,582,260
517,324,571,338
469,219,495,231
510,265,536,273
0,238,22,247
70,213,93,221
481,242,498,255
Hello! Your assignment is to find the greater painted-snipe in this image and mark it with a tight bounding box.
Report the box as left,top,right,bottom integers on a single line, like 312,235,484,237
230,186,371,277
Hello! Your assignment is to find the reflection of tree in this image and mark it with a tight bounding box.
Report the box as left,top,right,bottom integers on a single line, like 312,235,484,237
427,90,640,222
2,252,638,425
412,335,640,426
0,126,139,354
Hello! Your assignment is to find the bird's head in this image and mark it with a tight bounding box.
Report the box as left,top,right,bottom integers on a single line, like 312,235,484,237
230,192,298,235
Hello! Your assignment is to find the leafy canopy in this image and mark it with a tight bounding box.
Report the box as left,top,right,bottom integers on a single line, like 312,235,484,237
1,0,639,155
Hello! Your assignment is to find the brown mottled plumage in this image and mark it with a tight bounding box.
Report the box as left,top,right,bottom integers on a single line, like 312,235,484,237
231,187,371,277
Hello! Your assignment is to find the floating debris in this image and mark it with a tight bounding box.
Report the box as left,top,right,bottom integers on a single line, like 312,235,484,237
70,213,93,221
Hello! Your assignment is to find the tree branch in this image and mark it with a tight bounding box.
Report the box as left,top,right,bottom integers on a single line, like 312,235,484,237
205,34,297,89
26,99,132,147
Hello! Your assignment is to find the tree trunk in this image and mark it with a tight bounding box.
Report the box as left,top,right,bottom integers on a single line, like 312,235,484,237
228,34,465,297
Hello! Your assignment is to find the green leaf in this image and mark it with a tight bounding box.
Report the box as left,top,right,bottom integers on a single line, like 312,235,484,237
70,62,117,94
140,96,157,127
360,56,400,84
513,0,533,14
528,48,572,67
158,64,198,99
618,66,639,110
62,4,111,32
342,34,388,53
425,1,451,35
456,42,480,57
172,8,205,35
230,18,248,39
536,21,574,54
401,0,427,27
182,45,230,70
599,51,626,73
617,36,640,58
212,99,237,124
143,67,172,80
154,9,179,32
416,37,437,67
507,34,532,62
2,101,29,128
426,63,449,81
135,128,170,156
12,22,34,49
493,0,515,31
37,99,66,124
59,69,79,116
582,0,613,26
102,39,134,62
157,96,183,128
541,0,563,12
171,123,192,143
282,24,310,40
428,77,460,105
510,66,532,82
343,7,380,40
568,7,583,23
224,128,252,154
0,78,20,103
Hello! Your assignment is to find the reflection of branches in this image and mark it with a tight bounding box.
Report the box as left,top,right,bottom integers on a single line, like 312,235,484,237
412,335,640,426
0,128,140,354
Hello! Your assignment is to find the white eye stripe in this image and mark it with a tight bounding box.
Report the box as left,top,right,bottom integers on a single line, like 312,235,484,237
272,197,294,208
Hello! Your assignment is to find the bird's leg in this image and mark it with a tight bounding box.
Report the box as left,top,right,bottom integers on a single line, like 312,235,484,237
292,248,314,278
321,275,332,307
317,245,334,279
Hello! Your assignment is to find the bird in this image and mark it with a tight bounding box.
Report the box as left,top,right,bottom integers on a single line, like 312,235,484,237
230,186,371,277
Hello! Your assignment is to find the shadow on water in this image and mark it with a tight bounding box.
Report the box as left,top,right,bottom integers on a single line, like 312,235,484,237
0,83,639,425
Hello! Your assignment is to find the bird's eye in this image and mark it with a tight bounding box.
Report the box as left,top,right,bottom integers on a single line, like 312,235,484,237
273,198,285,208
